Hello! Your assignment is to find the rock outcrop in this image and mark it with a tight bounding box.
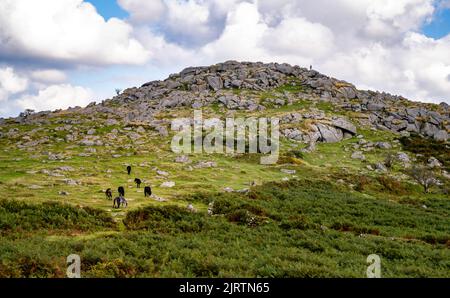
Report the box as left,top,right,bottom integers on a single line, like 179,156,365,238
2,61,448,144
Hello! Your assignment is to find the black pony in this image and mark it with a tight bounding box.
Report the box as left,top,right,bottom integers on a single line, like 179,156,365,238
113,196,128,208
105,188,112,200
134,178,142,188
144,186,152,197
118,186,125,197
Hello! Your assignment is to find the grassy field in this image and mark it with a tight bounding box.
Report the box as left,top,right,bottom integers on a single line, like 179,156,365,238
0,100,449,277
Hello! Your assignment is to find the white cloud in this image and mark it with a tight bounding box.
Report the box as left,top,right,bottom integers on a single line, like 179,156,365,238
118,0,166,23
2,0,450,118
0,0,150,66
202,2,267,62
120,0,245,46
16,84,93,111
263,18,335,59
0,67,28,102
30,69,67,84
207,0,448,103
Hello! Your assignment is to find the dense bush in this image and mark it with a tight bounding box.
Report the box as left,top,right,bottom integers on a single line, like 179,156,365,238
1,180,449,277
399,134,449,171
123,205,209,233
0,200,115,232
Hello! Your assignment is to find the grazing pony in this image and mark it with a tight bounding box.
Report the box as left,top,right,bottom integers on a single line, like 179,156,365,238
118,186,125,197
113,196,128,208
127,166,132,175
134,178,142,188
105,188,112,200
144,186,152,197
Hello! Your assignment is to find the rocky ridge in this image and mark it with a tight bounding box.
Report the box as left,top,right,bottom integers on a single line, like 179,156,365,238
2,61,449,147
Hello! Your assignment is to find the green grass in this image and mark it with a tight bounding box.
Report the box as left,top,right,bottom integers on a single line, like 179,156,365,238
0,99,449,278
0,180,448,277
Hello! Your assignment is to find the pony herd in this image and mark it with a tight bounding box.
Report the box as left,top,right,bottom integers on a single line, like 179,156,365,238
105,166,153,208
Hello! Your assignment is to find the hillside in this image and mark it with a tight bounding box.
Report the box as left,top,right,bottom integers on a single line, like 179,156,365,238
0,61,449,277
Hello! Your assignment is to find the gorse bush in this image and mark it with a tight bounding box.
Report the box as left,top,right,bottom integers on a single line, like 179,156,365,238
400,134,449,171
377,176,408,195
0,180,449,277
123,205,209,233
0,200,115,232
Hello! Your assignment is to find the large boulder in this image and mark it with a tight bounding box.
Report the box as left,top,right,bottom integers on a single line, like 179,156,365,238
332,118,357,135
206,76,223,91
433,130,448,142
421,122,439,137
316,123,343,143
367,103,385,111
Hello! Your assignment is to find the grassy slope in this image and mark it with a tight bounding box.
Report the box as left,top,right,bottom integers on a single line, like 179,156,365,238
0,88,448,277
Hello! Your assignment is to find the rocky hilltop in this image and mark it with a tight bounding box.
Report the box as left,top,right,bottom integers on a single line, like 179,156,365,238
4,61,448,146
1,62,449,278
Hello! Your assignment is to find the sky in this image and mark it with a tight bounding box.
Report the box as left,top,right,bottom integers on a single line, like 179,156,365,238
1,0,450,118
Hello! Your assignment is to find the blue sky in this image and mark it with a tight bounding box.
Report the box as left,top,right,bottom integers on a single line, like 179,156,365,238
86,0,450,39
85,0,128,20
2,0,450,118
422,6,450,38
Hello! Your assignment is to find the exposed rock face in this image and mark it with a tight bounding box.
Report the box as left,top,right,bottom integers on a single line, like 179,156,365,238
3,61,448,146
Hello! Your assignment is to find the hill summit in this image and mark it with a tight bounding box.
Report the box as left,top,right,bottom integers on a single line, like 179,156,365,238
0,61,449,278
5,61,449,144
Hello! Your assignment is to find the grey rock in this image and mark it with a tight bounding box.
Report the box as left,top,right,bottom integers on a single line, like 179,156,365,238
332,118,357,135
427,157,442,168
156,170,169,176
421,122,439,137
106,118,118,126
157,126,169,137
374,162,388,172
161,181,175,188
433,130,448,142
375,142,392,149
281,169,296,175
175,155,190,163
194,161,217,169
351,151,366,160
136,126,146,134
316,123,343,143
367,103,385,111
206,76,223,91
396,152,410,164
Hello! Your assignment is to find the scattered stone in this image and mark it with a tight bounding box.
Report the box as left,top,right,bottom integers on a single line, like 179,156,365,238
427,157,442,168
223,187,234,193
157,170,169,176
187,204,197,212
396,152,410,164
351,151,365,160
136,126,146,133
57,166,75,172
374,162,388,172
64,179,80,186
106,118,118,126
375,142,392,149
194,161,217,169
160,181,175,188
281,169,296,175
157,126,169,137
28,185,43,189
175,155,190,163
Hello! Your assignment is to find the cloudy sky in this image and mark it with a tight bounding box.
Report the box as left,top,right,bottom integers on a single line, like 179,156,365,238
1,0,450,117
